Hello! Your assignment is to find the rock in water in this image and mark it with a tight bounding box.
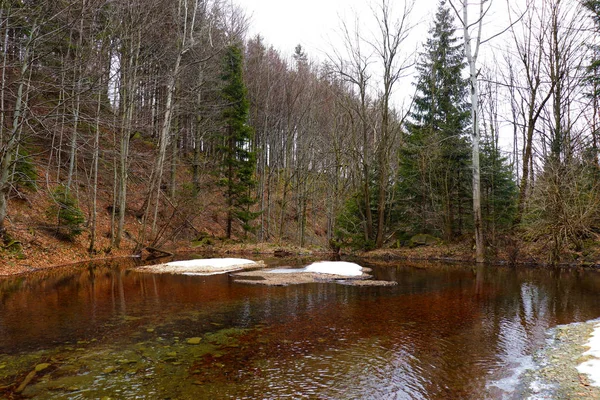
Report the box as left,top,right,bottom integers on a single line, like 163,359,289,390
34,363,51,372
186,337,202,345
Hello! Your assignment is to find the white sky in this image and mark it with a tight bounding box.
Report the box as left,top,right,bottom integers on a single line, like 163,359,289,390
234,0,513,59
236,0,431,59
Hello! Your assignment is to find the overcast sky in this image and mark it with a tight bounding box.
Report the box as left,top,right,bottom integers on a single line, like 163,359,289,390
235,0,432,59
233,0,515,59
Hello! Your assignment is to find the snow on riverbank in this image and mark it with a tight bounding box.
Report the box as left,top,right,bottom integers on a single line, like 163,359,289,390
577,321,600,387
517,319,600,399
136,258,262,275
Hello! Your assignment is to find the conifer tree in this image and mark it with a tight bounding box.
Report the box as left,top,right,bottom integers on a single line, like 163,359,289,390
583,0,600,165
397,0,470,240
480,134,517,238
220,44,258,239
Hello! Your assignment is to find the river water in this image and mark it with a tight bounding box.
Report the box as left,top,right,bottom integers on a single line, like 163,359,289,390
1,257,600,399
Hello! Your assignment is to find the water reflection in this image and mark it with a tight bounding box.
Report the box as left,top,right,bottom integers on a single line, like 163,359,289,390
0,259,600,398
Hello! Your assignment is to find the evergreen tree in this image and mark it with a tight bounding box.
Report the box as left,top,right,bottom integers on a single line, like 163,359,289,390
583,0,600,165
480,134,517,238
396,0,471,241
219,44,258,239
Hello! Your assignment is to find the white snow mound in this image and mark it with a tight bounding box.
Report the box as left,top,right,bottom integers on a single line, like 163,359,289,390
577,322,600,387
304,261,363,276
166,258,256,269
266,261,364,277
137,258,260,275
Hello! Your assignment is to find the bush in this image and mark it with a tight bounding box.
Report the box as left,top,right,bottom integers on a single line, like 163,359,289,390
522,160,600,263
335,194,376,251
14,147,37,190
46,185,85,240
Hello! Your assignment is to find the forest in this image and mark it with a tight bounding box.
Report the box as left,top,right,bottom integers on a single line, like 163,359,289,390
1,0,600,266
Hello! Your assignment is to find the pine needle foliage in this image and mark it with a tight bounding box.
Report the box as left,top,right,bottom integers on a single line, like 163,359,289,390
219,44,259,238
396,0,471,240
46,185,85,240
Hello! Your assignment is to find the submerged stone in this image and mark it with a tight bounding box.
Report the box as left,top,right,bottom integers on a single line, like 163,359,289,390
35,363,50,372
186,338,202,345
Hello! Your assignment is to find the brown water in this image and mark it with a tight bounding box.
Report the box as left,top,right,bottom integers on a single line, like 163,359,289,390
1,257,600,399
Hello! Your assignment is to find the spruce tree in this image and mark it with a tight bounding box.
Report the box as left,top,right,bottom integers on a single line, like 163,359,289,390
583,0,600,165
480,134,517,237
220,44,258,239
397,0,471,240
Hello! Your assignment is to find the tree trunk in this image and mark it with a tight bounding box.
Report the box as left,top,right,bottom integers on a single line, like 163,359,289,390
89,88,102,253
115,31,141,248
0,32,33,236
461,0,484,263
137,50,182,251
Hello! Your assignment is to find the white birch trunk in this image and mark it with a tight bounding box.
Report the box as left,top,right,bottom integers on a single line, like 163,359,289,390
461,0,485,262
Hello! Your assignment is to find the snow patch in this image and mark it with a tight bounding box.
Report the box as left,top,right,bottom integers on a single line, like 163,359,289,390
137,258,261,275
266,261,364,277
577,322,600,387
165,258,256,269
305,261,363,276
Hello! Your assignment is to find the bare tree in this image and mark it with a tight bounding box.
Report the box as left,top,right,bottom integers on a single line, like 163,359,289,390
371,0,415,248
506,1,555,225
330,16,376,244
0,5,41,237
330,0,415,248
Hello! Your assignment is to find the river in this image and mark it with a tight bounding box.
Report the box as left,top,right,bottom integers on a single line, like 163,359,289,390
1,256,600,399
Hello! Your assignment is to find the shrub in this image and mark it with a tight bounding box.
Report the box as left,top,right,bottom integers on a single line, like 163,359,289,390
522,160,600,263
46,185,85,240
14,148,37,190
335,194,376,251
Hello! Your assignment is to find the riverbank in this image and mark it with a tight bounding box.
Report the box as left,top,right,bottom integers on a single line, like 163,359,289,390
4,236,600,277
0,237,137,276
520,320,600,399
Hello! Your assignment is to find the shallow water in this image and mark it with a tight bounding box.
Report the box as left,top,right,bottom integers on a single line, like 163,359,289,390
1,257,600,399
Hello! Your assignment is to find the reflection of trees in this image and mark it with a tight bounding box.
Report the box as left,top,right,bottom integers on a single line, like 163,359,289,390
2,261,600,396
